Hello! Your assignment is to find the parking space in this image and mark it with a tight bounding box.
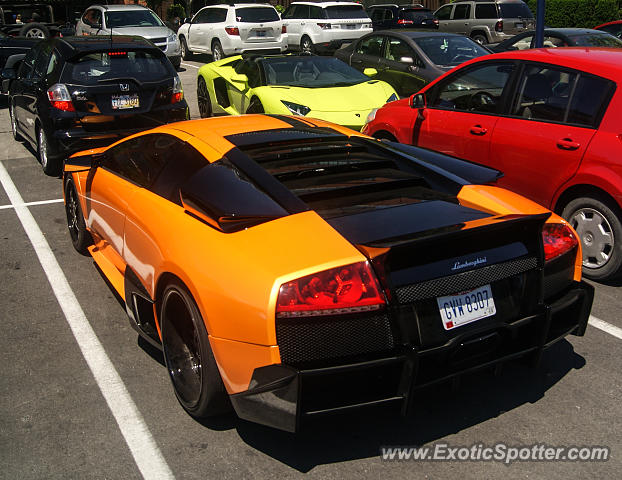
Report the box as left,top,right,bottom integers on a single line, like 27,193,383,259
0,57,621,479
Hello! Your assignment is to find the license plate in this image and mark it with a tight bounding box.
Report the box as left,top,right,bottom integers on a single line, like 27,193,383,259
515,22,524,28
437,284,496,330
111,94,139,110
256,29,266,37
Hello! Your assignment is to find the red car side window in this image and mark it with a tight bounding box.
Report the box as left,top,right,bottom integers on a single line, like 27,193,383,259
512,65,576,123
430,62,515,114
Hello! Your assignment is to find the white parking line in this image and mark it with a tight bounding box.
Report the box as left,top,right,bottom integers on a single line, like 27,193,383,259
181,62,199,69
0,162,174,480
589,315,622,340
0,198,63,210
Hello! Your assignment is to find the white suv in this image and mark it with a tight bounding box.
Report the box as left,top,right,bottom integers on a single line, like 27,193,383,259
281,1,372,53
177,3,287,61
75,4,181,69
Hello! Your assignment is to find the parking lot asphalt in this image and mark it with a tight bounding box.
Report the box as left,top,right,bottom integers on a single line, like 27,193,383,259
0,58,620,479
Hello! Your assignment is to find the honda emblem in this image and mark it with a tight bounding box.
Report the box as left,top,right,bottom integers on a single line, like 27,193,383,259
120,83,130,92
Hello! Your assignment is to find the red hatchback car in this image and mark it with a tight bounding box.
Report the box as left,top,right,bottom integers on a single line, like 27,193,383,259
363,48,622,281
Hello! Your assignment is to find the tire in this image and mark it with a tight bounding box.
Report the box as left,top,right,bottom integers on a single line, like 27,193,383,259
562,196,622,281
64,179,93,255
197,77,212,118
9,102,21,141
373,132,397,142
180,37,192,60
19,23,50,39
246,96,264,114
37,127,61,176
471,33,488,45
211,40,224,61
160,280,231,417
300,35,314,53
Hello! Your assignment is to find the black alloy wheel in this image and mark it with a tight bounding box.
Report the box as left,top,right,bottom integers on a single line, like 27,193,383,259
197,77,212,118
160,281,230,417
64,179,92,255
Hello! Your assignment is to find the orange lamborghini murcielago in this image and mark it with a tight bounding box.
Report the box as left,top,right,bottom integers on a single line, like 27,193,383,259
63,115,593,432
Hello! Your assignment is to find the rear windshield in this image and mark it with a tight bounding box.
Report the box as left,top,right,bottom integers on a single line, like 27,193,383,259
400,9,435,21
499,3,533,18
66,51,171,85
324,5,369,19
105,10,163,28
235,7,279,23
569,32,622,47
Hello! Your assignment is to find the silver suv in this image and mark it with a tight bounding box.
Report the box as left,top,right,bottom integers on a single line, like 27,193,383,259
75,4,181,69
434,0,534,45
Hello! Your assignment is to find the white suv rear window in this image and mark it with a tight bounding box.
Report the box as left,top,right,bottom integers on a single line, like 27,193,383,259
324,5,368,19
235,7,280,23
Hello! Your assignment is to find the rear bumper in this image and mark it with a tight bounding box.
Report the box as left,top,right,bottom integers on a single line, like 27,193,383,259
230,281,593,432
224,37,288,56
48,104,189,159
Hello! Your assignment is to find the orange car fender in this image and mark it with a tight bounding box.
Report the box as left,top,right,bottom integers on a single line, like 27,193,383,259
208,337,282,394
123,189,365,345
458,185,582,281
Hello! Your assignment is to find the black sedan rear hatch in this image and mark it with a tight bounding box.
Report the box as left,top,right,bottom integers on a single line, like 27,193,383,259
61,48,180,132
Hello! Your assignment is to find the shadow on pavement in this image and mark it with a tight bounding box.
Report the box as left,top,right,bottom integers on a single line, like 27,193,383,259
196,340,585,472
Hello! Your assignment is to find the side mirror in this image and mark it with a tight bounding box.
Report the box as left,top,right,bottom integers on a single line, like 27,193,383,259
400,56,414,64
183,17,191,25
231,73,248,85
64,152,105,172
92,22,102,30
363,67,377,77
410,92,426,109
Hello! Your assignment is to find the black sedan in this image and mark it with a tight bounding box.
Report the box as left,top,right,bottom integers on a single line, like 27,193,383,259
490,28,622,52
334,30,489,97
6,35,189,176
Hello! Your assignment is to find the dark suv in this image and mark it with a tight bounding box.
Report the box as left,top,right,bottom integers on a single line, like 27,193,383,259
0,2,74,38
6,35,189,175
367,4,438,30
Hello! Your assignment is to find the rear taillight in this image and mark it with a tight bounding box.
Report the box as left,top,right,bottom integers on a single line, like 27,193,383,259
47,83,75,112
282,25,287,34
495,20,503,32
397,19,414,25
276,261,386,318
171,75,183,104
542,223,578,262
108,51,127,57
316,23,332,29
225,26,239,35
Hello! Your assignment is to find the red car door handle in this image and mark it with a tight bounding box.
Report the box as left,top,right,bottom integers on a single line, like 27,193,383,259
557,138,580,150
470,125,488,135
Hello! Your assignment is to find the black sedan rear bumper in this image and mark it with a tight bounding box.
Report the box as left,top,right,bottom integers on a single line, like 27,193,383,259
47,104,189,160
230,280,593,432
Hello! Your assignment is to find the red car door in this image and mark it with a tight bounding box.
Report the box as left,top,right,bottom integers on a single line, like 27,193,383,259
415,61,517,165
489,64,599,209
417,109,499,163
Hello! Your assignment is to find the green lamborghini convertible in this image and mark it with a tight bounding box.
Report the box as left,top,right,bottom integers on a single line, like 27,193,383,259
196,55,398,131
